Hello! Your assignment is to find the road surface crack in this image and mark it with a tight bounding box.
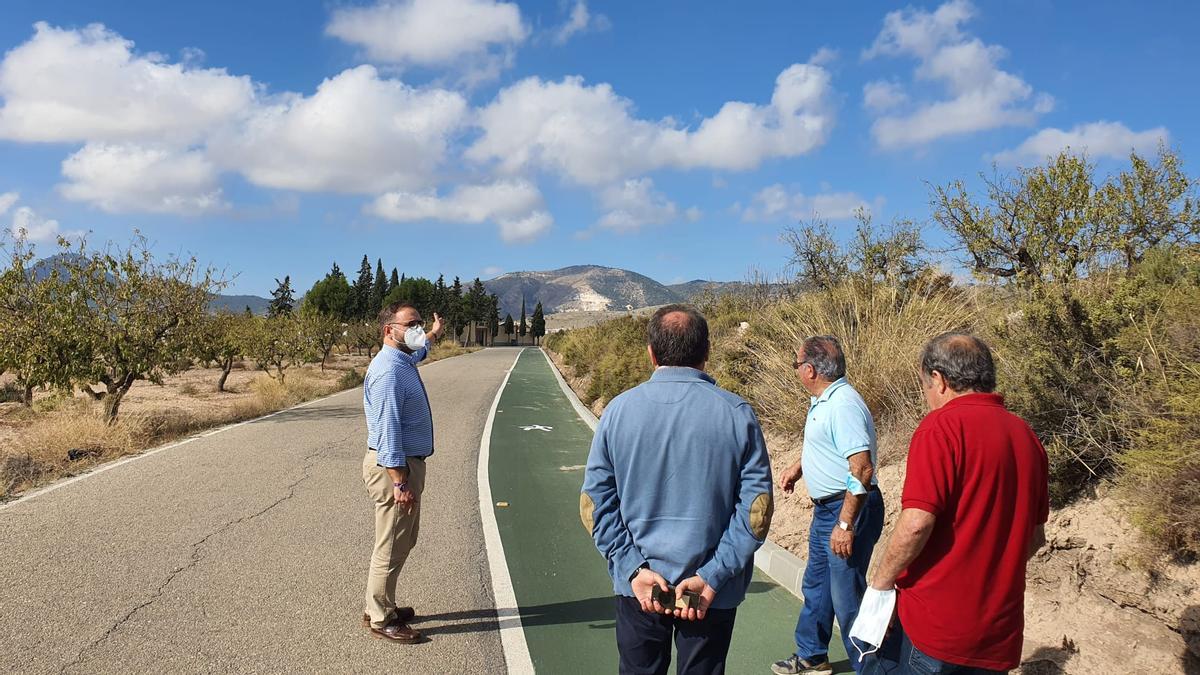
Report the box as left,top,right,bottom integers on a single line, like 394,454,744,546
60,444,332,673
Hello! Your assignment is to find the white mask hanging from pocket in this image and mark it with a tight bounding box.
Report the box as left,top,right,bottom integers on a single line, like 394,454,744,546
848,587,896,661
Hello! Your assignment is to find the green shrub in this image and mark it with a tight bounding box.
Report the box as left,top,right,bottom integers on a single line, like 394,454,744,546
338,368,365,389
545,316,652,406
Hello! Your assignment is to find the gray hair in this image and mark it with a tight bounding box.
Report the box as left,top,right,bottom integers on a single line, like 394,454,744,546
919,332,996,393
800,335,846,381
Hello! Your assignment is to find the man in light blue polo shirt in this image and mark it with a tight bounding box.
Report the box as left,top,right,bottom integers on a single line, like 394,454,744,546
771,336,884,675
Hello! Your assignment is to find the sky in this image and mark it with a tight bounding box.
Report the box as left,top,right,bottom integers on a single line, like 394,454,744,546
0,0,1196,296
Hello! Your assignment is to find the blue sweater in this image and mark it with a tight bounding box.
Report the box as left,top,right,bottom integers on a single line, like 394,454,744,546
581,367,773,609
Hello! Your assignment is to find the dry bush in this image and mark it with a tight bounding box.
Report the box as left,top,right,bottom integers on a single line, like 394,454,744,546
714,282,982,464
0,410,142,498
178,382,199,397
427,342,477,363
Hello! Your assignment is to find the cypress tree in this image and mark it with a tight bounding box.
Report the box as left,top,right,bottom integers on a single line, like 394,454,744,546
531,301,546,344
370,259,387,314
519,297,528,338
352,255,373,319
388,267,400,295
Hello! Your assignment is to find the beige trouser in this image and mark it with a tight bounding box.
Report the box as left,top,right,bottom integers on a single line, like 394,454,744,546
362,451,426,629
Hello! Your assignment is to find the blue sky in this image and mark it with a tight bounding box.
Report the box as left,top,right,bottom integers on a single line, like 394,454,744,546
0,0,1195,296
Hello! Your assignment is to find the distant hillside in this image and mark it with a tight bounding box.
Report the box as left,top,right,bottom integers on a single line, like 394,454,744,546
666,279,753,302
485,265,682,315
32,254,270,315
210,294,271,315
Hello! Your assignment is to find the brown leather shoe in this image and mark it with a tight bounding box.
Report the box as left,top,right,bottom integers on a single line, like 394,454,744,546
362,607,415,628
369,621,422,644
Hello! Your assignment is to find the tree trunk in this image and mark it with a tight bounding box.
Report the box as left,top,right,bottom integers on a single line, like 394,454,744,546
103,386,127,424
217,356,233,393
20,382,33,407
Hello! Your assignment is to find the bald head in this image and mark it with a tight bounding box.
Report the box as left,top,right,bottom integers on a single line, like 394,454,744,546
920,332,996,393
647,304,709,369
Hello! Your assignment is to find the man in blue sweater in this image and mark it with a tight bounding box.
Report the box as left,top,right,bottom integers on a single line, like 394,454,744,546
581,304,774,674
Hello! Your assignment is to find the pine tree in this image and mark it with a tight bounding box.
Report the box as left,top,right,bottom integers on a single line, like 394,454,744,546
370,259,387,314
432,274,447,318
519,297,528,338
388,267,400,295
352,255,373,320
464,278,489,346
531,301,546,345
329,262,343,279
268,276,295,317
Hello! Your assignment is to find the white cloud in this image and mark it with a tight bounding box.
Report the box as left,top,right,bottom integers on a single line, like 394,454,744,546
209,65,468,194
59,143,225,215
482,265,505,277
741,184,874,222
467,58,835,186
326,0,526,84
0,192,17,216
369,179,541,222
0,22,255,144
553,1,611,45
5,204,83,243
993,121,1169,164
368,179,552,242
862,1,1051,149
596,178,681,232
808,47,838,66
498,210,554,242
863,80,908,112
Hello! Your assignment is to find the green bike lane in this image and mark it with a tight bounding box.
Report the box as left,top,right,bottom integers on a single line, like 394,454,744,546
486,348,849,673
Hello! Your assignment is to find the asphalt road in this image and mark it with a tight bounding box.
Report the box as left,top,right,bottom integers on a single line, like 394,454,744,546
0,348,520,674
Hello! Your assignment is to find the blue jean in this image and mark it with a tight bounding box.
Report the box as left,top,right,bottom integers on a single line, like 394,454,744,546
861,618,1005,675
794,489,884,673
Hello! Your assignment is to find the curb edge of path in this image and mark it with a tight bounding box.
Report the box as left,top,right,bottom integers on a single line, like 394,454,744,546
477,348,536,675
537,348,808,602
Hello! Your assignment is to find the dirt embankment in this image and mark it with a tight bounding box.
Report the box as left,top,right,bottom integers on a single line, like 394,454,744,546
549,352,1200,674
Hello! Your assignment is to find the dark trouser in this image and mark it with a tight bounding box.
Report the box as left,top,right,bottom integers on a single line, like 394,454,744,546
795,489,885,672
862,617,1005,675
614,595,737,675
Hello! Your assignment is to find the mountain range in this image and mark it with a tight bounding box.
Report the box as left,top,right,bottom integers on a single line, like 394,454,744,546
30,255,741,316
484,265,743,316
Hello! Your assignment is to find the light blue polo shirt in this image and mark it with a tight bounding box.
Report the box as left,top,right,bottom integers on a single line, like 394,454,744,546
800,377,878,499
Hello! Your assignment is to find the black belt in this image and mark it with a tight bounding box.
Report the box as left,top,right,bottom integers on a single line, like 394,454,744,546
812,484,878,505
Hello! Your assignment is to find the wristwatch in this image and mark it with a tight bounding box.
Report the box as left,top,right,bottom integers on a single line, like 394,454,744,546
838,520,853,533
393,481,409,492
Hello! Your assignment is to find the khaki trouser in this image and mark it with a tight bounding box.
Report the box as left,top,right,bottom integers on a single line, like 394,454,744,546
362,451,426,629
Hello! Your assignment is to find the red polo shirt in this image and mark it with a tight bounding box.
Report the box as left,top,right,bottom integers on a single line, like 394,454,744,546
897,393,1049,671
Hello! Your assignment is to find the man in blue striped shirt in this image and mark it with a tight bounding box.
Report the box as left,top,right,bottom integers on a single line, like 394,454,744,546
361,301,443,643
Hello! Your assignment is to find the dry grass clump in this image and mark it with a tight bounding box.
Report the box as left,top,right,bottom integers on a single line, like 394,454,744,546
427,342,479,362
714,282,982,463
0,410,143,498
231,370,332,420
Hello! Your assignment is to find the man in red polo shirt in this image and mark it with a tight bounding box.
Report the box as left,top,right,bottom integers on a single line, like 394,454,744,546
862,333,1048,674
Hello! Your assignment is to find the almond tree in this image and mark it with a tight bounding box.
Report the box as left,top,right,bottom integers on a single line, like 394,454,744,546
68,236,222,422
0,233,86,405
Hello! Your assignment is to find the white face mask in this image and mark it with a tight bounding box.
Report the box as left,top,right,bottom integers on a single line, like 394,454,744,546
848,587,896,662
403,325,427,350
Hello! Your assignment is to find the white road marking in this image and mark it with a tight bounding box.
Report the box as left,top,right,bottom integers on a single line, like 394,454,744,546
0,386,357,513
538,347,806,597
519,425,553,432
477,349,535,674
